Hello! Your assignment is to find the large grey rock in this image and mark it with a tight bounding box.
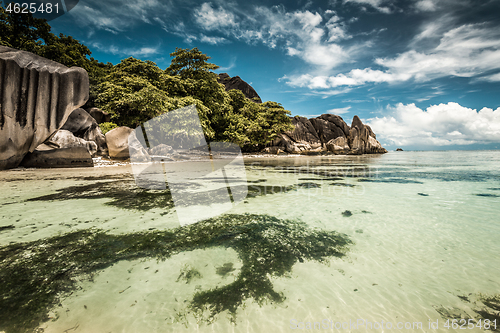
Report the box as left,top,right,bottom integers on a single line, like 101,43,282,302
105,126,133,159
348,115,387,154
61,108,107,155
285,116,322,149
0,46,89,170
217,73,262,103
20,146,93,168
264,113,386,155
105,126,149,161
317,114,350,137
45,130,98,156
87,107,111,124
310,117,346,144
325,136,350,154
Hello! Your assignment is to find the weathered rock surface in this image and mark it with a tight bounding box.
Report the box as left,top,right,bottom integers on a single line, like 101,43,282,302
61,108,107,155
217,73,262,103
45,130,98,156
348,115,387,154
87,107,111,124
20,146,93,168
105,126,133,159
0,46,89,170
261,146,286,155
105,126,149,161
325,136,350,154
149,144,173,156
265,114,386,155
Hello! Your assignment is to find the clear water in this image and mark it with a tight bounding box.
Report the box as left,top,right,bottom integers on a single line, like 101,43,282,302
1,151,499,332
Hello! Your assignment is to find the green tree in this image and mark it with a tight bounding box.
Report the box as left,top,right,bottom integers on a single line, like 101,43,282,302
0,5,51,52
95,57,215,137
223,90,293,149
166,47,219,80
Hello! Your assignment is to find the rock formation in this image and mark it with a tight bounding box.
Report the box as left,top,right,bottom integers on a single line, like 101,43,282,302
20,146,93,168
217,73,262,103
0,46,89,170
105,126,149,161
43,129,98,156
61,108,107,155
266,114,387,155
87,107,111,124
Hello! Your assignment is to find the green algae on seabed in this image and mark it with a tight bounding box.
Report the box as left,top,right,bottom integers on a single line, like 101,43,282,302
0,214,352,333
176,264,203,284
435,293,500,332
26,181,301,211
357,178,424,184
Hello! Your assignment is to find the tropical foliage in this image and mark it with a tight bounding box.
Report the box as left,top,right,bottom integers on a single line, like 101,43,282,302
0,8,293,150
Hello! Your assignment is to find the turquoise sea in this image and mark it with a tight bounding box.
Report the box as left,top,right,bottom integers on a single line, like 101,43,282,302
1,151,499,333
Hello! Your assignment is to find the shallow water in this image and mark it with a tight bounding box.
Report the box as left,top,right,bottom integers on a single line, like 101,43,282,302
1,151,499,333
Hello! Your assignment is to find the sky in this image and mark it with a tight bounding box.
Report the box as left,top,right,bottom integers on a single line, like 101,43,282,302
42,0,500,150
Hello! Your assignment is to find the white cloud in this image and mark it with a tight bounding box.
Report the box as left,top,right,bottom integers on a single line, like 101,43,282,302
69,0,171,33
414,0,438,12
343,0,393,13
191,3,352,70
284,22,500,89
199,35,228,45
477,72,500,82
327,106,351,115
367,102,500,147
193,2,238,30
90,42,160,57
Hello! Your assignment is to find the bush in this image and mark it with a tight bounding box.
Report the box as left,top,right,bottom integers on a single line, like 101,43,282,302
99,122,118,134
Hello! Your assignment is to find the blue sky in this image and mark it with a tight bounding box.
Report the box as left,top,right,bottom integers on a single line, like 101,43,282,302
45,0,500,150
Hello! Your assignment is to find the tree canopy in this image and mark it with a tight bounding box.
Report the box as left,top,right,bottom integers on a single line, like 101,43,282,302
0,9,293,150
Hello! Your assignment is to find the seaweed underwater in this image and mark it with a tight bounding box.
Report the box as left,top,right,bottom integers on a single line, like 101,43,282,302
434,293,500,332
0,214,352,333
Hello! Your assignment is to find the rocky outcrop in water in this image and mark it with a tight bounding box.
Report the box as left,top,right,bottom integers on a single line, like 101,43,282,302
266,114,387,155
217,73,262,103
0,46,89,170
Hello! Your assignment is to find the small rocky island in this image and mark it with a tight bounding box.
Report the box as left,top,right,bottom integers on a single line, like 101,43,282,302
0,46,386,171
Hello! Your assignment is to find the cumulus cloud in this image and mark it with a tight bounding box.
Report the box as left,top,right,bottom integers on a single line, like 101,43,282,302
367,102,500,147
193,3,238,30
285,22,500,89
